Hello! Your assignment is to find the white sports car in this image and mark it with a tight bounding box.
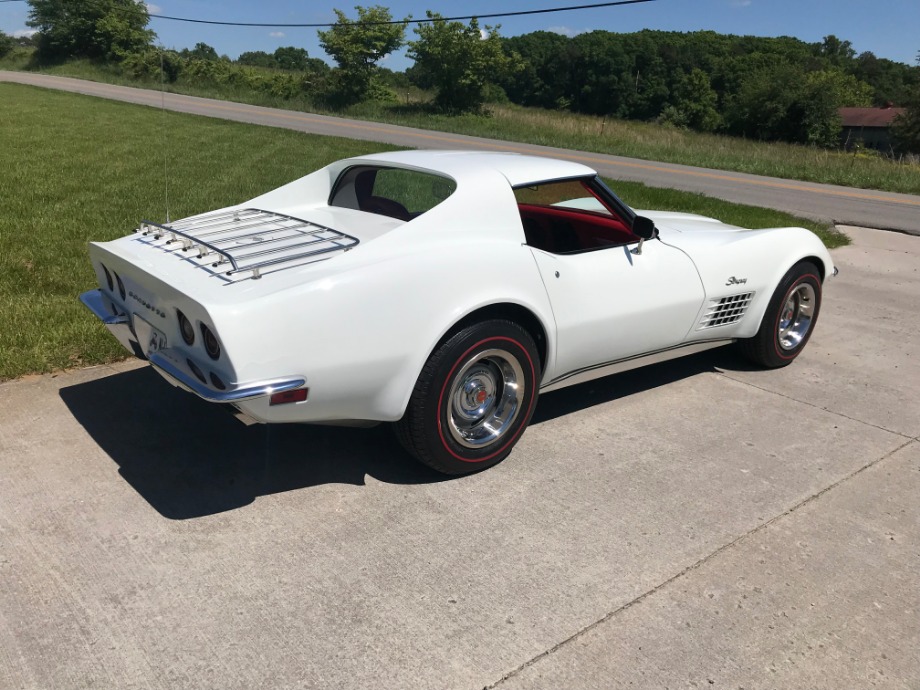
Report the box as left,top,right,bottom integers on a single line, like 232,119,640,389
80,150,835,474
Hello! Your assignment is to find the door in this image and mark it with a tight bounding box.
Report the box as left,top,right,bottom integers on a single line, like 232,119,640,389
531,240,705,381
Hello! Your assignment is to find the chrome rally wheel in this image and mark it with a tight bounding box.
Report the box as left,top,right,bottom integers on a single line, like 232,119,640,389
396,320,540,475
446,348,526,449
740,261,822,368
777,282,817,352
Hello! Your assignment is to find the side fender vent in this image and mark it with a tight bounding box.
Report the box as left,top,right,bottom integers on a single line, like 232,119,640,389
699,292,754,329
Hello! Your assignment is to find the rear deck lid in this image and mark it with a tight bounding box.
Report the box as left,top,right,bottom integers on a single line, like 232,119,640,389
138,207,360,281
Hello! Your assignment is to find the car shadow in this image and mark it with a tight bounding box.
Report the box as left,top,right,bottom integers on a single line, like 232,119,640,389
59,367,446,520
60,346,755,520
532,345,757,425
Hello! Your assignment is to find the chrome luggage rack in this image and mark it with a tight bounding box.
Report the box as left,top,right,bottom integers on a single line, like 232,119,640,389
138,208,359,279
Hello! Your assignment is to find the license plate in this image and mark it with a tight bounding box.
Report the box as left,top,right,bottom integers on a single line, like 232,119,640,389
133,313,167,357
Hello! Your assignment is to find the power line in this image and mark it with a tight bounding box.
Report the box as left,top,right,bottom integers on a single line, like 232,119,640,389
0,0,657,27
149,1,656,28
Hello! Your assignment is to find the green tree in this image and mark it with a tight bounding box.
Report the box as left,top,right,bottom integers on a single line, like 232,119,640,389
891,88,920,154
666,68,721,131
181,42,219,61
15,32,38,48
273,46,310,71
407,12,521,112
317,5,406,106
800,69,873,146
818,35,855,66
724,62,805,141
0,30,14,58
27,0,154,61
237,50,277,69
567,31,630,116
500,30,572,108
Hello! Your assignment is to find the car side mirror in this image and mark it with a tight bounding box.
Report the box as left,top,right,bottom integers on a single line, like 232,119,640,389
631,216,658,255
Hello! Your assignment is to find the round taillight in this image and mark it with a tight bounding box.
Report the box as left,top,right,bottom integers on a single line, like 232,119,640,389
177,310,195,346
200,324,221,360
101,264,114,291
114,272,126,300
209,372,226,390
186,358,206,383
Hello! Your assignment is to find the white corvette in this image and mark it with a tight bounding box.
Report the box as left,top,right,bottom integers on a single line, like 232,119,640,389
80,150,835,474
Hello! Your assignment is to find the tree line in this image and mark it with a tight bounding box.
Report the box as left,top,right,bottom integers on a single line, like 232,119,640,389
498,30,919,149
7,0,920,153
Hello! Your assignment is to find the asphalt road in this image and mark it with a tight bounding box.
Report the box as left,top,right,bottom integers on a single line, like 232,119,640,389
3,71,920,234
2,226,919,689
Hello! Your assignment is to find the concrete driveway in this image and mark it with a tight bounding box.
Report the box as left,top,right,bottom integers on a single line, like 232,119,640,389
1,227,918,689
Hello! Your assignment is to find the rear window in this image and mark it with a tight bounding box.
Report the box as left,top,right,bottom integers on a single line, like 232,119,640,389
329,166,456,221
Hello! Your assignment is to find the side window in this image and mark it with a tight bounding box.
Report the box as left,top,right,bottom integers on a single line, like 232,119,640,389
372,169,456,216
515,178,636,254
329,166,456,221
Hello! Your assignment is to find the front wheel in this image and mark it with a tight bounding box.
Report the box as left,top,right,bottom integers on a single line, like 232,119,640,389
739,261,822,368
395,320,541,475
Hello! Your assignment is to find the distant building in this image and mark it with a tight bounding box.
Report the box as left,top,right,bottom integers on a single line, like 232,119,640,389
838,104,906,151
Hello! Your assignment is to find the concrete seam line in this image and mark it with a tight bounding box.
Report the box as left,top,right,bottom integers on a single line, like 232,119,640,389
484,436,918,690
715,372,913,439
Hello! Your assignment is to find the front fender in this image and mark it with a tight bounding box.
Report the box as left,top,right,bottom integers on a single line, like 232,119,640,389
670,227,835,341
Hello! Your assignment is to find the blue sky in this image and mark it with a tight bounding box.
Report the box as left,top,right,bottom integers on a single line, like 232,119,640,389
2,0,918,70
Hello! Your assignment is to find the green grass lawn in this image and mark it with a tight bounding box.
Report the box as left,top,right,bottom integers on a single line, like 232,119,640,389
5,53,920,195
0,83,844,381
344,101,920,196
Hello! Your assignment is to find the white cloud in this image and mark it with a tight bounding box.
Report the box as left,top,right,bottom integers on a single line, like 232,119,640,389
269,31,285,38
547,26,581,37
480,28,488,40
144,2,162,13
13,29,38,38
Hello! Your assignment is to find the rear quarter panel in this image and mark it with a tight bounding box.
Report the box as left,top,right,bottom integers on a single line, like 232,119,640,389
227,234,555,423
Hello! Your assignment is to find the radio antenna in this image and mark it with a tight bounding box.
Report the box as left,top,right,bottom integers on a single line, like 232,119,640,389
159,47,171,223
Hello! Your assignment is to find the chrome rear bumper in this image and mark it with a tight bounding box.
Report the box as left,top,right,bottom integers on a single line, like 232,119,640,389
148,351,305,403
79,289,141,355
79,288,305,404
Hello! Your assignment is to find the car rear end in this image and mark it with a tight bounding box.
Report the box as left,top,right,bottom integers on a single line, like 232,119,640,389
78,206,355,410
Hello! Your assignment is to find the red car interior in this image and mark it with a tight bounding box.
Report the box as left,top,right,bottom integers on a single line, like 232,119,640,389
518,203,637,254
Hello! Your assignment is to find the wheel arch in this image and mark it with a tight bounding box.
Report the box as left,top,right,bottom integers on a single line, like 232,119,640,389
435,303,550,378
739,252,828,341
799,254,827,281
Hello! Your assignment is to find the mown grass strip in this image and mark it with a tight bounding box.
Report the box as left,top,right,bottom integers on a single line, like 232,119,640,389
0,83,843,381
345,101,920,196
6,55,920,196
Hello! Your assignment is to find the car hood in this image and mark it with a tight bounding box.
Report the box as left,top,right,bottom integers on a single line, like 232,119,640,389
634,210,748,235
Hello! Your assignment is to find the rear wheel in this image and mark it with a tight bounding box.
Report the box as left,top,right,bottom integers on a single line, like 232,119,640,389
740,261,822,368
395,320,540,475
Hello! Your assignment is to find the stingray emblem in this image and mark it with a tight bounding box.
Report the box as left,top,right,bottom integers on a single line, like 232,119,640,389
726,276,748,286
128,290,166,318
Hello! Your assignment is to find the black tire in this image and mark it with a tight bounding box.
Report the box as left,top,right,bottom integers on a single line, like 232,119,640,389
395,320,541,475
739,261,822,368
